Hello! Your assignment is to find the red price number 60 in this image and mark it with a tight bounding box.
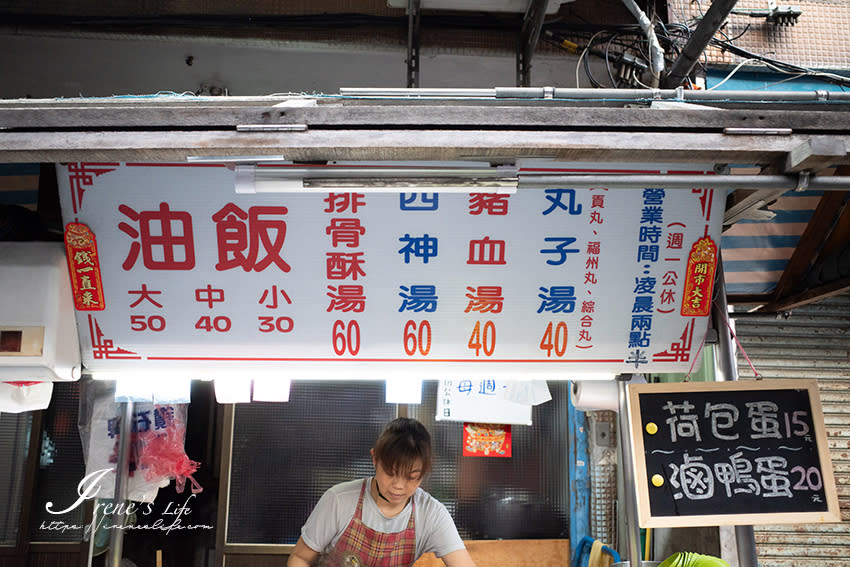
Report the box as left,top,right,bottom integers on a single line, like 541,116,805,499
332,320,361,356
403,320,432,356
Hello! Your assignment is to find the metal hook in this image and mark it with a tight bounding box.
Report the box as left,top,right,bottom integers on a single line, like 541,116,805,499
795,170,811,192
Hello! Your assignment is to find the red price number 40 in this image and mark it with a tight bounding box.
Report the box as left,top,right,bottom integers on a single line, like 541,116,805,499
539,321,568,357
468,320,496,357
195,315,231,332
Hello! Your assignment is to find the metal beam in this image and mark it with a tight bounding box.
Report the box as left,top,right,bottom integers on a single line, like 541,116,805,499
760,275,850,312
107,401,134,567
723,188,788,224
762,191,850,306
712,264,759,567
517,0,549,87
785,137,847,173
3,129,850,164
522,174,850,191
617,374,643,567
4,99,850,132
2,97,850,171
406,0,421,88
663,0,740,88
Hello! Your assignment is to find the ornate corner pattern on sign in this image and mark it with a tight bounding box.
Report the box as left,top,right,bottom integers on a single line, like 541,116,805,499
88,315,141,360
67,163,119,215
652,318,695,363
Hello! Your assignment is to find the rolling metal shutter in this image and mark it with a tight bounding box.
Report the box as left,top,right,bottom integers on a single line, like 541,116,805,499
733,293,850,567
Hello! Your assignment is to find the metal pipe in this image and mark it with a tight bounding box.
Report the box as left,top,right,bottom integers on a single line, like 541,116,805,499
551,88,850,102
517,0,550,87
406,0,420,88
340,86,850,103
711,264,759,567
663,0,740,89
726,310,791,320
107,401,134,567
518,174,850,191
237,169,850,193
682,89,844,102
619,0,665,85
340,87,497,97
617,374,643,567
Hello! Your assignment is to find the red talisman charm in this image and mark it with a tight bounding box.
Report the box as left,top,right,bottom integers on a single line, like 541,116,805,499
64,222,106,311
680,236,717,317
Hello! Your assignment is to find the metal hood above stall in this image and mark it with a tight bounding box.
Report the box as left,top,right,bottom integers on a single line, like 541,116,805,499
0,241,81,410
0,241,81,382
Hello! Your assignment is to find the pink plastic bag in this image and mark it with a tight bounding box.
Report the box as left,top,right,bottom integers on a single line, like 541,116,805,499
135,405,203,494
88,400,202,502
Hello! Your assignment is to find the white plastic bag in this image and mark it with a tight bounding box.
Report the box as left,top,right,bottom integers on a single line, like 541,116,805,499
82,384,200,503
0,381,53,412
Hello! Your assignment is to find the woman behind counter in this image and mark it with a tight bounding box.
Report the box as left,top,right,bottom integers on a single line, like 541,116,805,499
287,417,477,567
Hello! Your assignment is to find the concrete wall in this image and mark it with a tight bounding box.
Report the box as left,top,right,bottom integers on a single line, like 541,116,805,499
0,30,601,99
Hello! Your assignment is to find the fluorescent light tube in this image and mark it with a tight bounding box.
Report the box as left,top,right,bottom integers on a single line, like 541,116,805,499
385,378,423,405
235,165,518,194
214,379,252,404
252,378,292,402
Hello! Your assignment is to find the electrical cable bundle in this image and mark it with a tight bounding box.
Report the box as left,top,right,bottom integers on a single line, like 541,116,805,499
544,11,850,91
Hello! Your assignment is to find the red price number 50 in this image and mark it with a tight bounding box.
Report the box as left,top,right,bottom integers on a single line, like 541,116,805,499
403,320,432,356
332,320,360,356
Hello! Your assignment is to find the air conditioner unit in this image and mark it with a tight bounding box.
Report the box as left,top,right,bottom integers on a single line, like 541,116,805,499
0,242,81,383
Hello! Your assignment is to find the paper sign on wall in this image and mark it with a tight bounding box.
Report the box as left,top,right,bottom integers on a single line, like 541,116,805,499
437,379,532,425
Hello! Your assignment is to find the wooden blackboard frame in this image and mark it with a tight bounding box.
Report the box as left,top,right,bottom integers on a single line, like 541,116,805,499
628,379,841,528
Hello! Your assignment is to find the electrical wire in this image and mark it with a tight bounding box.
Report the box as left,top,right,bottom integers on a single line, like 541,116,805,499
548,11,850,91
605,34,620,88
710,38,850,88
575,30,606,88
656,2,850,89
707,57,761,90
755,73,809,90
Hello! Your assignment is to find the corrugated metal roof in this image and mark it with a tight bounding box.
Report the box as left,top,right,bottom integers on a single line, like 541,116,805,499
733,293,850,566
721,190,823,296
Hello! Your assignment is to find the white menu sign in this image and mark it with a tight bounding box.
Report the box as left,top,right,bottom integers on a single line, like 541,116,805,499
57,162,725,380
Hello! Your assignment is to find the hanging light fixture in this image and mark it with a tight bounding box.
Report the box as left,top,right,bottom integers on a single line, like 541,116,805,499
233,164,519,194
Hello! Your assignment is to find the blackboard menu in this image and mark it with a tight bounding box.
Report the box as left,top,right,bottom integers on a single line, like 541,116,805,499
628,379,840,527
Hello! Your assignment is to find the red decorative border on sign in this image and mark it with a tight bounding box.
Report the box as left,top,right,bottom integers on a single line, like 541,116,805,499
680,237,717,317
67,162,118,214
88,315,141,360
64,223,106,311
653,319,695,363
